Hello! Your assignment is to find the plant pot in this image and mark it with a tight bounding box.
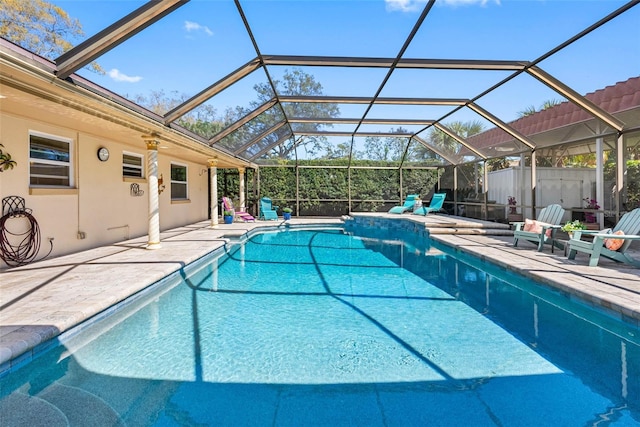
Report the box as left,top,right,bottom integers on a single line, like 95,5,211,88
223,215,233,224
283,212,291,220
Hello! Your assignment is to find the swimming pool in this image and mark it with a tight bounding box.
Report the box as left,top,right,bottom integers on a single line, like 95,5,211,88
0,227,638,426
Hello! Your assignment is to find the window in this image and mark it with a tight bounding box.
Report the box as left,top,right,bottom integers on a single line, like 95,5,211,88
171,163,188,200
29,132,73,187
123,152,144,178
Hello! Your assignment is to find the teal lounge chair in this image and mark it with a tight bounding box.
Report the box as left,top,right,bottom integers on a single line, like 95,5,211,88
259,197,279,220
513,204,565,252
567,208,640,267
413,193,446,216
389,194,419,214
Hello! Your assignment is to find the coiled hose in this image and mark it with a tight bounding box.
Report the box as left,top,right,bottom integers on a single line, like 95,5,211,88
0,211,53,267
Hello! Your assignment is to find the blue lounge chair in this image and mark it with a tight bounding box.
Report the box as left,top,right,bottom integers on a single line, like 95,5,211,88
389,194,419,214
567,208,640,267
512,204,565,252
413,193,446,216
259,197,279,220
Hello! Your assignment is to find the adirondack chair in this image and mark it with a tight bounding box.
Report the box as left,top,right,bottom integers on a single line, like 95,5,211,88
566,208,640,267
413,193,446,216
259,197,279,220
222,197,255,222
513,204,565,252
389,194,419,214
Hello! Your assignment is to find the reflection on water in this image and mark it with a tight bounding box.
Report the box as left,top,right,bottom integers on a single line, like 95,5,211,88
0,228,638,426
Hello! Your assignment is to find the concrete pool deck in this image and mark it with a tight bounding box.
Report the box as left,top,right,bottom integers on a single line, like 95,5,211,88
1,214,639,374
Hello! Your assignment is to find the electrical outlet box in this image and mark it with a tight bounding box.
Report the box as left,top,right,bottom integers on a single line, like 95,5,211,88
77,231,86,239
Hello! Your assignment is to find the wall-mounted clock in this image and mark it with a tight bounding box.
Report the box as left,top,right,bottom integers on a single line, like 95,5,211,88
97,147,110,162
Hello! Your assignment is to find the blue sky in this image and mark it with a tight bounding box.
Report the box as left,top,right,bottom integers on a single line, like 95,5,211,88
53,0,639,128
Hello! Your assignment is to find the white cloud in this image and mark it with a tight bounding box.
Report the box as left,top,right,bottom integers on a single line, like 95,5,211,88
385,0,499,12
385,0,427,12
184,20,214,36
441,0,501,6
108,69,142,83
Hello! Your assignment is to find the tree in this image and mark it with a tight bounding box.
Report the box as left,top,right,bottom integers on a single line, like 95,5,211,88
486,157,510,172
419,120,485,161
0,0,103,74
321,142,352,160
517,99,562,118
358,129,409,162
223,68,340,160
413,121,486,196
132,90,224,139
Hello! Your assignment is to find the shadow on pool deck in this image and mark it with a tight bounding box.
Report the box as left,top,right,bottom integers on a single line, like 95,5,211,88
0,215,638,372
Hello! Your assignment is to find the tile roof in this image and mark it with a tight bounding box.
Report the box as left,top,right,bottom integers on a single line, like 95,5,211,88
468,76,640,148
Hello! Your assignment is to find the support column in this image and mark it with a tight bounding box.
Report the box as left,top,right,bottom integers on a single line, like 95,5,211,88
238,167,246,210
144,134,161,250
520,153,526,218
531,151,537,219
616,134,625,221
453,166,458,216
482,160,488,221
347,167,352,214
253,169,258,217
596,137,604,228
209,158,219,228
296,164,300,215
399,168,403,202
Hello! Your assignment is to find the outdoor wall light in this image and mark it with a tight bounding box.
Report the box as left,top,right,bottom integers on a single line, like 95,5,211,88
158,174,166,195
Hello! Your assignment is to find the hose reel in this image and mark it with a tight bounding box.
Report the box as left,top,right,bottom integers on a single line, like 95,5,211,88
0,196,53,267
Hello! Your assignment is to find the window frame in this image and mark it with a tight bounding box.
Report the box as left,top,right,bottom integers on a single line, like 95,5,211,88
122,151,145,179
28,131,74,188
170,162,188,201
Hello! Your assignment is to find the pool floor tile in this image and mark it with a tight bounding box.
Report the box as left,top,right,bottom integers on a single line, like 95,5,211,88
276,386,384,427
1,215,639,371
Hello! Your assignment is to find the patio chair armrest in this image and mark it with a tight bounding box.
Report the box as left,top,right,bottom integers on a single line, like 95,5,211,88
511,222,525,231
571,229,602,240
541,224,561,235
590,234,640,241
541,224,561,230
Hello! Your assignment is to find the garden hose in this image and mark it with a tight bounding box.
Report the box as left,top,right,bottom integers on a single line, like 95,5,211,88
0,210,53,267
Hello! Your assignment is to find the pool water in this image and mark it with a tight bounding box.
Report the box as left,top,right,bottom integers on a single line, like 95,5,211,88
0,228,638,426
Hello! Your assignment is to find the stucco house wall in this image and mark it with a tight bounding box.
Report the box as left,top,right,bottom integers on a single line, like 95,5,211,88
0,39,254,269
1,110,210,268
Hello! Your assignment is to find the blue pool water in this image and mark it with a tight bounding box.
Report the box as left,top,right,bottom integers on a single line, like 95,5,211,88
0,227,639,426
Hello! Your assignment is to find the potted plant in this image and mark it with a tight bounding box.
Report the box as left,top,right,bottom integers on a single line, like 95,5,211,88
507,196,522,222
561,220,586,239
223,210,234,224
0,144,17,172
282,207,292,220
507,196,517,214
583,197,599,223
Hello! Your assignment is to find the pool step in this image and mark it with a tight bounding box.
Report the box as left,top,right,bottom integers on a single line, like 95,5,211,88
0,383,127,426
348,213,513,236
427,227,513,236
38,383,126,426
0,391,68,425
